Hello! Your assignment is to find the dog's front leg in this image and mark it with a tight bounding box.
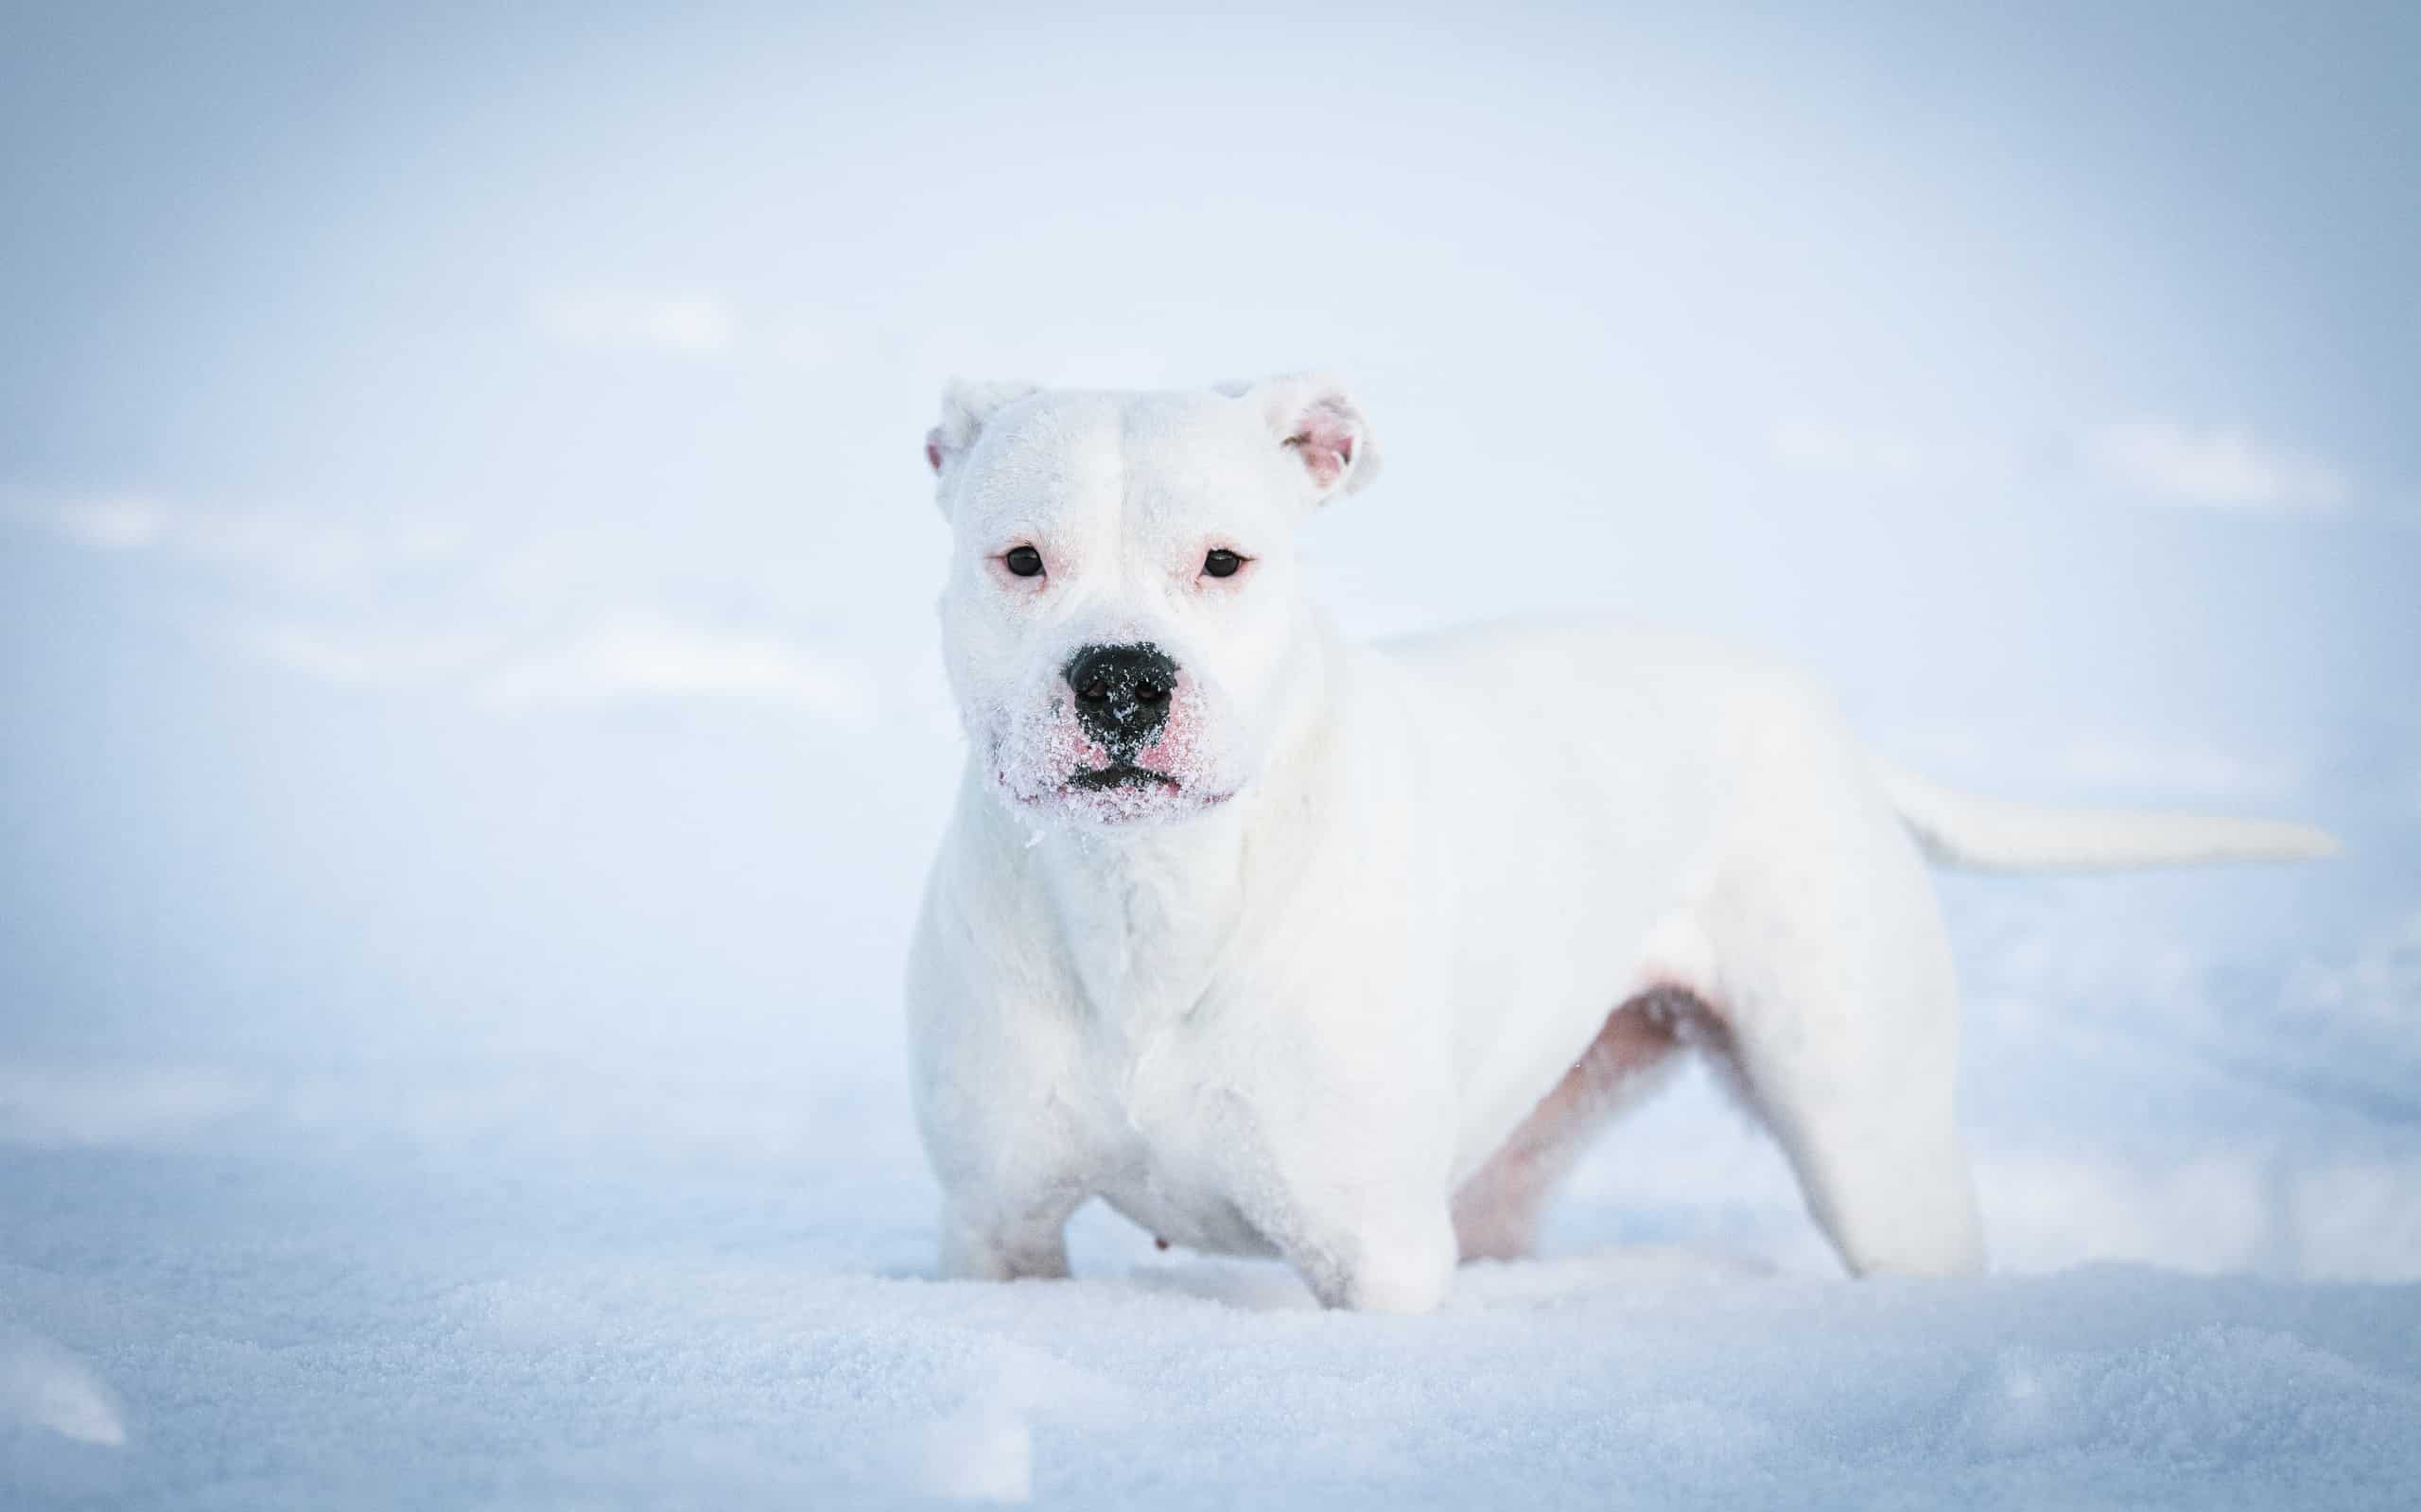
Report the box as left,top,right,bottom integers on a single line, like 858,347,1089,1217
1279,1195,1458,1314
917,1064,1092,1283
910,971,1094,1285
1203,1085,1458,1313
937,1188,1084,1282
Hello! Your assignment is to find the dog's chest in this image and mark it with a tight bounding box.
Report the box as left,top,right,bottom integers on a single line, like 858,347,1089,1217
1093,1163,1274,1258
1029,819,1326,1257
1073,1014,1283,1259
1047,861,1240,1029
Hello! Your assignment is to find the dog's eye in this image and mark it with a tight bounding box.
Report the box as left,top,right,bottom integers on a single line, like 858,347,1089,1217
1003,546,1044,578
1202,548,1243,580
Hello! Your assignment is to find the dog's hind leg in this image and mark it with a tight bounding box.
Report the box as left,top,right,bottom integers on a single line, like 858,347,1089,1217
1697,816,1987,1277
1452,994,1688,1261
1728,1033,1984,1277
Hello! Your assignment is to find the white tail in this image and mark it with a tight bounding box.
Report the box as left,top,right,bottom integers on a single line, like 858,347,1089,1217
1880,766,2340,873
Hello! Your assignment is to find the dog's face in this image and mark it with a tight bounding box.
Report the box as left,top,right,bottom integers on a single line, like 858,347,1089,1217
926,375,1380,828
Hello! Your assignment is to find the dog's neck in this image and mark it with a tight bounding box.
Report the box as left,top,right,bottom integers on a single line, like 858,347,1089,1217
1035,808,1253,1027
1006,615,1344,1029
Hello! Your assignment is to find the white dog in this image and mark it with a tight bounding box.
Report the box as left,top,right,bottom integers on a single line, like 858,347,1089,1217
905,374,2335,1313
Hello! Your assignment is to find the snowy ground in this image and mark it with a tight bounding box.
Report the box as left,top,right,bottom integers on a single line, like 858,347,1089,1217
9,1120,2421,1512
7,848,2421,1509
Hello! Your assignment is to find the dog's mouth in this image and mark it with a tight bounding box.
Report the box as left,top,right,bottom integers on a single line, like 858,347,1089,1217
998,760,1235,817
1067,764,1181,793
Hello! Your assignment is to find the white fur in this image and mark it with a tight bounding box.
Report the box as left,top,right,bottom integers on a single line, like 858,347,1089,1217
906,376,2336,1312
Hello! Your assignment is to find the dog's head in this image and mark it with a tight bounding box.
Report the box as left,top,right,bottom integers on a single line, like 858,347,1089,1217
925,374,1380,828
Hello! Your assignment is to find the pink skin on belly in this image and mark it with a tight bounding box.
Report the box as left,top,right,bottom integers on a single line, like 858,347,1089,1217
1451,986,1730,1263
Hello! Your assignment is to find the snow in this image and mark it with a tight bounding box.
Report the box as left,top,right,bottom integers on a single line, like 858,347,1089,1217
7,972,2421,1510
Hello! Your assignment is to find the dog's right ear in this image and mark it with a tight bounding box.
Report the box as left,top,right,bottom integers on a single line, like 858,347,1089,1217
924,379,1039,508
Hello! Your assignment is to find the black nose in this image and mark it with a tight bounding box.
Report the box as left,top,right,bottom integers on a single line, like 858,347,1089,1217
1066,642,1177,755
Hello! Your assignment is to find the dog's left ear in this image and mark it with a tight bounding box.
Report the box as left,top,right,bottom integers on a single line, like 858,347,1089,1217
1222,374,1381,505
